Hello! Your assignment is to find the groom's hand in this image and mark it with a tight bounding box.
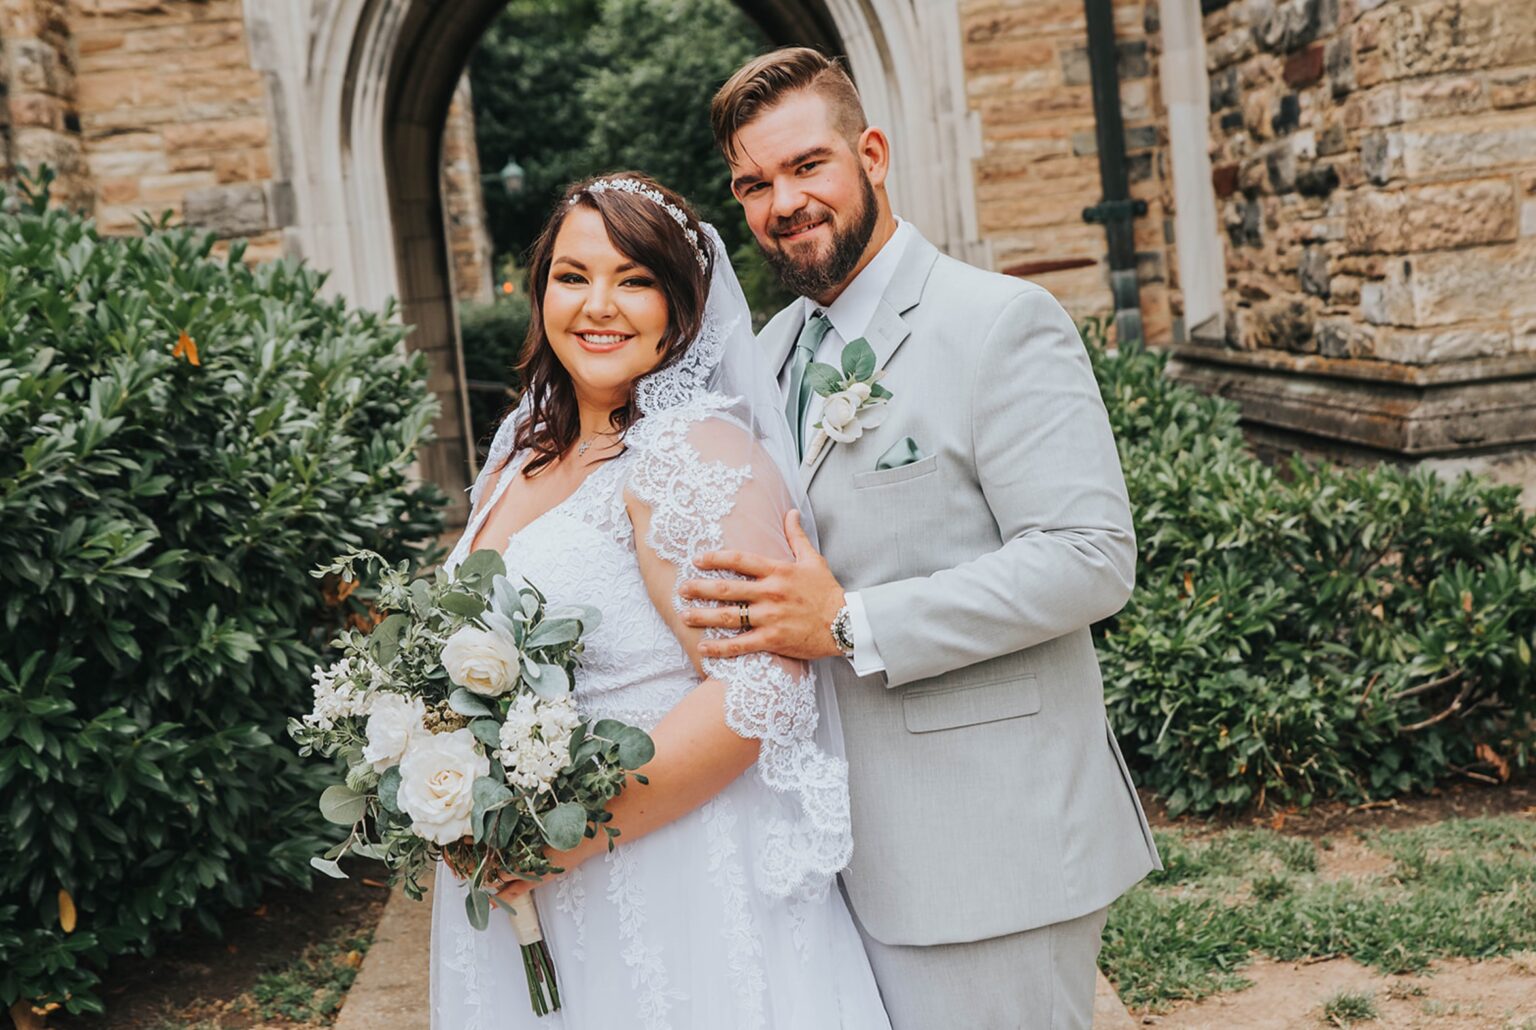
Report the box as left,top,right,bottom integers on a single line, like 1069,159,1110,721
680,510,846,661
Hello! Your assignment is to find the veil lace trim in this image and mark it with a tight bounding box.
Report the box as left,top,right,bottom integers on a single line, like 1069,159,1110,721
627,398,854,900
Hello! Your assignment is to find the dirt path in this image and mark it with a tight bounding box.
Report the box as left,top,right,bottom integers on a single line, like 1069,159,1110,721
1136,954,1536,1029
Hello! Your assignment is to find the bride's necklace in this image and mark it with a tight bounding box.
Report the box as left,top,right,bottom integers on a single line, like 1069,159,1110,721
576,430,609,458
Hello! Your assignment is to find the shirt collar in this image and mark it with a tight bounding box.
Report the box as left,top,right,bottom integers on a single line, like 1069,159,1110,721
799,218,914,343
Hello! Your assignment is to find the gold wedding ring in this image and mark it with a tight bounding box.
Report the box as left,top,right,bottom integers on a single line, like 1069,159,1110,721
738,602,751,632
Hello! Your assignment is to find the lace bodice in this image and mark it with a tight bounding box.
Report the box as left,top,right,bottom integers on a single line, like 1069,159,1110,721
445,448,694,730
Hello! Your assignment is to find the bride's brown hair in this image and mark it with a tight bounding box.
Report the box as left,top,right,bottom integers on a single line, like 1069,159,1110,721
508,173,714,477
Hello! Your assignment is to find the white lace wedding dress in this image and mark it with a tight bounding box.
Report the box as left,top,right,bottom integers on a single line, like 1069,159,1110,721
428,390,891,1029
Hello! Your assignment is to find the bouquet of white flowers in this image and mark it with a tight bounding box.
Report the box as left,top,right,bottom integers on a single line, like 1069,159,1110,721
290,547,654,1016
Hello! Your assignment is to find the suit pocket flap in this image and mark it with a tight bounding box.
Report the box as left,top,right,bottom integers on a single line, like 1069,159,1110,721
902,674,1042,733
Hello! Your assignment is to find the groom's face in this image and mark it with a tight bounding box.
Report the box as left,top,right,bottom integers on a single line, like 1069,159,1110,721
726,91,886,300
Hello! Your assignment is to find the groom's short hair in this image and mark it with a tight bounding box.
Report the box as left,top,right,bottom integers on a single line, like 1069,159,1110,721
711,47,868,161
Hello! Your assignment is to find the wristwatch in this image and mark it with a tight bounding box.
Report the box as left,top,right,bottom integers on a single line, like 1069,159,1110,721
830,605,856,659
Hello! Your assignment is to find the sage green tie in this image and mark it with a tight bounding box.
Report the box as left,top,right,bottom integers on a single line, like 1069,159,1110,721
785,312,832,459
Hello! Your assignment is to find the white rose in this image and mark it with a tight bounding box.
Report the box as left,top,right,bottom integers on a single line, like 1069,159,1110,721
441,624,521,696
396,728,489,845
362,692,425,771
821,390,864,443
846,381,872,404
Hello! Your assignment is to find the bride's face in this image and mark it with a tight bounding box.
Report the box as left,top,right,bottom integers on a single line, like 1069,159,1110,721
543,205,671,408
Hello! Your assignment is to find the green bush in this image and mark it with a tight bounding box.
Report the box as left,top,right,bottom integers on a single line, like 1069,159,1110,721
458,296,529,454
0,179,444,1013
1089,324,1536,815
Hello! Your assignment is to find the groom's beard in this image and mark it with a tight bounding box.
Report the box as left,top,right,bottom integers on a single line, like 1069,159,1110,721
760,173,879,300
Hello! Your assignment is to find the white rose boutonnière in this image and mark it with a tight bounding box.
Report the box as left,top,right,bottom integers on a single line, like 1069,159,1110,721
802,337,892,466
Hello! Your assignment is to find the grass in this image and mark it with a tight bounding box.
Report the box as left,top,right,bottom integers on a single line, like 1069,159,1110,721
241,925,375,1025
1100,815,1536,1011
1322,989,1378,1025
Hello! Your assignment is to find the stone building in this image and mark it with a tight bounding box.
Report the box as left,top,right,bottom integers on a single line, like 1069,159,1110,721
1,0,1532,523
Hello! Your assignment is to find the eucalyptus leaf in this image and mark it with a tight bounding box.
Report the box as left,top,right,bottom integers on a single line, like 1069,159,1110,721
350,842,388,861
409,579,433,615
469,719,503,750
319,784,367,826
526,618,580,649
456,548,506,587
378,765,402,814
439,590,487,618
370,613,408,666
615,726,656,770
591,718,627,740
570,737,604,766
541,802,588,851
471,775,515,842
310,856,348,879
464,888,491,931
449,688,494,719
527,663,570,699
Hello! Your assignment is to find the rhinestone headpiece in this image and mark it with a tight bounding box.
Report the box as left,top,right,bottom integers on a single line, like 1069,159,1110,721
576,178,709,273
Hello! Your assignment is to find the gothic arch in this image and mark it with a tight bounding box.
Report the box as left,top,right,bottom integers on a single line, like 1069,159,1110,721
246,0,982,521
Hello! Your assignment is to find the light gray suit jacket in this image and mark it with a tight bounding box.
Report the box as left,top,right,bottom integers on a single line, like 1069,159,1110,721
761,230,1160,947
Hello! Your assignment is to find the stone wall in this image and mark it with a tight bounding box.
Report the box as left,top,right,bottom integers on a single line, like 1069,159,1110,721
63,0,284,259
440,74,494,304
1181,0,1536,480
960,0,1176,341
1,0,91,209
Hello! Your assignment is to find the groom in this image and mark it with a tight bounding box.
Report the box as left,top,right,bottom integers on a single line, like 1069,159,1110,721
678,48,1161,1027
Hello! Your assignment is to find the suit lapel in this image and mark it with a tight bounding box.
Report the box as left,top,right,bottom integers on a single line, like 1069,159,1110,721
803,233,941,491
761,303,805,380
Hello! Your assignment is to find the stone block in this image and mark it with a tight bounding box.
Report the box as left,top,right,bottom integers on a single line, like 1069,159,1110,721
1284,44,1325,87
1317,318,1375,357
1326,37,1354,97
1300,246,1330,295
1296,163,1341,196
1376,237,1536,327
1213,162,1240,197
1524,199,1536,237
1210,67,1240,111
1399,76,1486,121
1360,130,1402,184
1398,114,1536,179
1271,92,1301,134
1490,66,1536,111
1242,298,1317,352
1330,273,1363,303
160,116,271,153
1345,178,1518,254
183,182,270,237
1318,122,1348,155
1253,0,1336,54
1373,325,1514,363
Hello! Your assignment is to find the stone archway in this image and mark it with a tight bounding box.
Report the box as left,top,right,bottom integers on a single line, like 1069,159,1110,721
245,0,982,524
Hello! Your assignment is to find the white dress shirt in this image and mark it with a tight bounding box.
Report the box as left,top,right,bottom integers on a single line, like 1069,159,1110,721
778,218,915,677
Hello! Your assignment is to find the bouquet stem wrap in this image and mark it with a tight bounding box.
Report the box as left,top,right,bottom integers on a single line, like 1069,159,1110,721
509,898,560,1015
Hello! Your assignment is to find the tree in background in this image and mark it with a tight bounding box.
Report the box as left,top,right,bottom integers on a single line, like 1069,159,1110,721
466,0,790,337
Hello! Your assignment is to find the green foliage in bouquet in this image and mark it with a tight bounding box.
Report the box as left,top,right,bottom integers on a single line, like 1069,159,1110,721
1087,321,1536,815
0,171,445,1014
292,548,654,1016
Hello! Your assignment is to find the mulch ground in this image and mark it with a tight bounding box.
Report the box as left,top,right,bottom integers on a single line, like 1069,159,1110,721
46,870,390,1030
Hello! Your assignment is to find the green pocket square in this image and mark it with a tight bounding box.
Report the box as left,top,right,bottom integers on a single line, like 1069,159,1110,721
875,436,924,471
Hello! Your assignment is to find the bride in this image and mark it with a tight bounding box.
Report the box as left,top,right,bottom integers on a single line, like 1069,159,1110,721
430,172,891,1029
